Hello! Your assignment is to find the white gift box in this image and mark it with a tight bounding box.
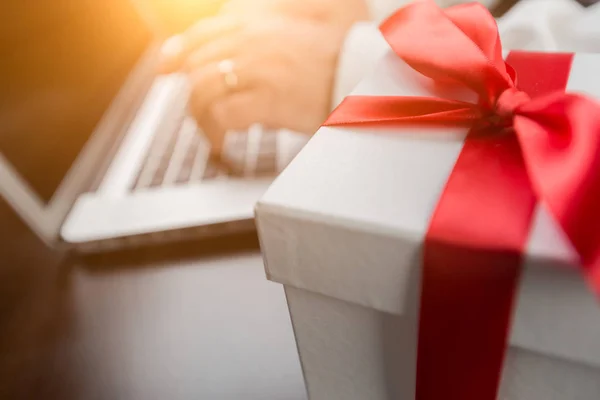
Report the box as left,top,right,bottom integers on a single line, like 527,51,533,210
256,51,600,400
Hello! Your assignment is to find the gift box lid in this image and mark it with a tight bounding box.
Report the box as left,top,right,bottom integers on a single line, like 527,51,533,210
256,51,600,369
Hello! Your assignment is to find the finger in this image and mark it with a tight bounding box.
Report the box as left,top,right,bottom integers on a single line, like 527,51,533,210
183,15,241,53
197,110,227,155
210,90,271,131
187,59,255,119
184,34,246,73
159,16,241,73
158,35,186,74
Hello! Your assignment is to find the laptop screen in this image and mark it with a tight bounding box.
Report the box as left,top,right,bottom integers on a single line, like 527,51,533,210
0,0,152,204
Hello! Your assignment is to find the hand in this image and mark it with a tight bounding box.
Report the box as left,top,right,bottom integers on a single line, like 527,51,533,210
159,0,369,73
161,14,351,152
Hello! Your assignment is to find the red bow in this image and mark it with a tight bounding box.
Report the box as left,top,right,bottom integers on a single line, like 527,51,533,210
324,1,600,399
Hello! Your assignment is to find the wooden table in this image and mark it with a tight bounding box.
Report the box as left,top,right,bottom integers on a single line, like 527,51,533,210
0,205,306,400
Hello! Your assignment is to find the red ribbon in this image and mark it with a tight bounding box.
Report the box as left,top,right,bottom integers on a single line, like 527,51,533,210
323,1,600,399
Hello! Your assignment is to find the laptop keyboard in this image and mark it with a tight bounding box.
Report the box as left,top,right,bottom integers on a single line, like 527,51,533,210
132,114,278,191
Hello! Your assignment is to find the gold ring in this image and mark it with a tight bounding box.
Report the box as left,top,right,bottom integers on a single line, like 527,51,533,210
218,59,238,91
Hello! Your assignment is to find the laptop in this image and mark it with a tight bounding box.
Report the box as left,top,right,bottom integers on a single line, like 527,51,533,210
0,0,307,253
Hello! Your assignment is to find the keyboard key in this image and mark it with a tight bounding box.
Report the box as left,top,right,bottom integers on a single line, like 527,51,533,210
175,138,199,184
255,131,278,175
149,126,179,187
202,162,220,180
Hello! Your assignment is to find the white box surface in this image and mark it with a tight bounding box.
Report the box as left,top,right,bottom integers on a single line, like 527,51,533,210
256,51,600,400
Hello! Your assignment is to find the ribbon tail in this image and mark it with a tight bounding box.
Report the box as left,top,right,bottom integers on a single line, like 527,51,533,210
515,93,600,292
324,96,479,127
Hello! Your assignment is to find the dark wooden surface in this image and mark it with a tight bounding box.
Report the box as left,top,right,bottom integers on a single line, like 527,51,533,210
0,196,305,399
